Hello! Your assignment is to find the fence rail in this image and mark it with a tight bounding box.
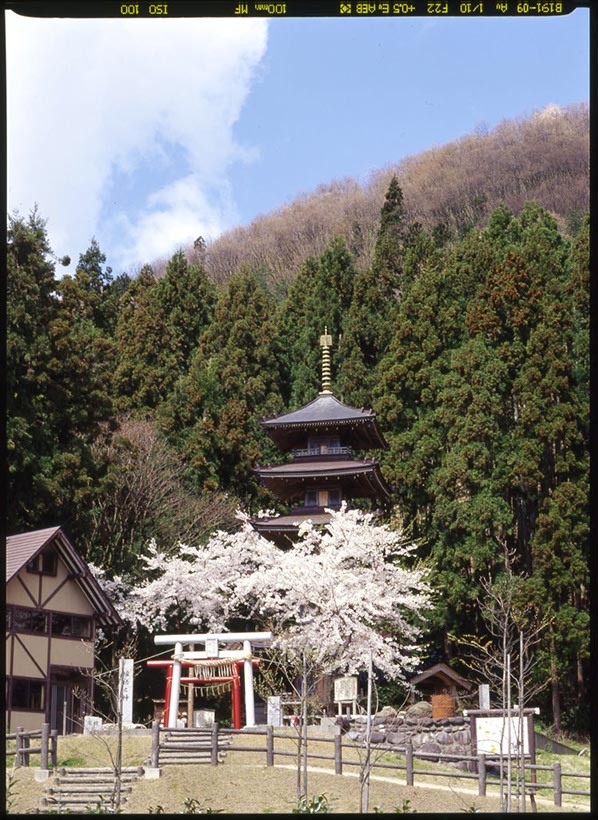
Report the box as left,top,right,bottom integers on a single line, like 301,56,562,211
149,723,590,808
5,724,58,769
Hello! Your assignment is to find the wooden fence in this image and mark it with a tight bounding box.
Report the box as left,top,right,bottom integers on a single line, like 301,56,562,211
150,723,590,808
5,724,58,770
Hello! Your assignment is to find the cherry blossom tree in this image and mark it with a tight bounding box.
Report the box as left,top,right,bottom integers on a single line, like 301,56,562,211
93,505,432,804
103,504,432,680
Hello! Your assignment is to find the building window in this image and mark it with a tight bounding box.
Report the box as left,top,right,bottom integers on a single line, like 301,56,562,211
13,607,48,634
11,678,45,711
27,549,57,576
51,614,92,639
51,614,72,636
72,617,92,639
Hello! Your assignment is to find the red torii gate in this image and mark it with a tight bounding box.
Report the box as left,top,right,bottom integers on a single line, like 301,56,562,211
146,657,260,730
149,631,272,729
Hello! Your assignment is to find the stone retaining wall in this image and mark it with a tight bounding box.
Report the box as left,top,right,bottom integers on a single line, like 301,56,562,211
336,712,473,770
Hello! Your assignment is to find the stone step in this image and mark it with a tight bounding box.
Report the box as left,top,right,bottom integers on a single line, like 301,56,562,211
162,731,233,738
42,796,128,805
159,752,216,760
56,775,139,784
48,786,133,795
159,750,228,757
58,766,143,776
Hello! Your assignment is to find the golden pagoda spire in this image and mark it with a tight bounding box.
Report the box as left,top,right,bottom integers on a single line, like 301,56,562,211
319,327,333,394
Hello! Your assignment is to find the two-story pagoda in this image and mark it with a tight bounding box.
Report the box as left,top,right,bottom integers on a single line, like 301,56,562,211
252,330,390,545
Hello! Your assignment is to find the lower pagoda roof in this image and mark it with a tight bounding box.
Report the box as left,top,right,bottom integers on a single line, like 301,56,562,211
254,459,391,502
250,511,333,548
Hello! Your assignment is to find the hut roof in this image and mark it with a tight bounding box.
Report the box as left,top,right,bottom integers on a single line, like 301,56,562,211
410,662,474,692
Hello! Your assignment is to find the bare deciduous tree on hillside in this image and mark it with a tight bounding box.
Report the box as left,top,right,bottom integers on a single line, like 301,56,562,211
198,103,588,289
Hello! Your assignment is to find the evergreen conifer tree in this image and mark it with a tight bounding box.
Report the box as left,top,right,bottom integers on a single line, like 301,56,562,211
113,265,179,411
162,269,284,504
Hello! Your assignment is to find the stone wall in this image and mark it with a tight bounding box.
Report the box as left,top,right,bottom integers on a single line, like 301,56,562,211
336,705,473,770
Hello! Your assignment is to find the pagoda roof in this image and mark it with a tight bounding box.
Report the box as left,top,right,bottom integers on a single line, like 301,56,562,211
250,511,333,547
253,511,332,531
260,394,388,451
254,458,391,502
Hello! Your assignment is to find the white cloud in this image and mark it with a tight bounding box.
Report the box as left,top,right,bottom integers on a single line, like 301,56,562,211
6,14,268,272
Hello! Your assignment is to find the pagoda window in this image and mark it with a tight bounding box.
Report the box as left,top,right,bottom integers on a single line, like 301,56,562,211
305,490,318,507
328,488,342,508
307,435,341,455
304,488,342,508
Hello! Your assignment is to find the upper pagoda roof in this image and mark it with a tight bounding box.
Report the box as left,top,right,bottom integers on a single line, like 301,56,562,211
260,394,388,451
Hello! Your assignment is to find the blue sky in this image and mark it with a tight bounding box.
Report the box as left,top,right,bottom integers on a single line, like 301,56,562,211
6,9,589,276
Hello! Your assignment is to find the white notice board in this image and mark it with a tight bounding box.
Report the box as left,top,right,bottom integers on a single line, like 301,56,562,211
475,716,530,755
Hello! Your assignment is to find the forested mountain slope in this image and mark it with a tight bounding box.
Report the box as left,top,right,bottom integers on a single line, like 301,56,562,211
7,102,589,735
192,102,589,287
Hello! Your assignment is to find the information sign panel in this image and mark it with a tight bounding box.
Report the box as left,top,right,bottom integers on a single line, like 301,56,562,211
334,676,358,703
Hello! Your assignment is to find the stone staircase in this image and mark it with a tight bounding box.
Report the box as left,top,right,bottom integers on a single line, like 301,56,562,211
40,766,143,813
153,727,233,766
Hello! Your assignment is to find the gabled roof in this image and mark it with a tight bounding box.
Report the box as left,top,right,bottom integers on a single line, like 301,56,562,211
409,662,473,692
6,526,62,582
6,527,121,627
260,394,388,451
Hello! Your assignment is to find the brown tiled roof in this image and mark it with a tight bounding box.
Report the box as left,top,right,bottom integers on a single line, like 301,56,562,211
6,527,61,582
6,527,121,626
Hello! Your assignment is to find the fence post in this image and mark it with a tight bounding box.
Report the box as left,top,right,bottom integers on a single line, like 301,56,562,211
15,727,23,768
40,723,50,770
23,733,31,767
334,725,342,775
50,730,58,768
151,720,160,768
405,742,414,786
211,722,219,766
478,753,486,797
553,762,562,807
266,725,274,767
